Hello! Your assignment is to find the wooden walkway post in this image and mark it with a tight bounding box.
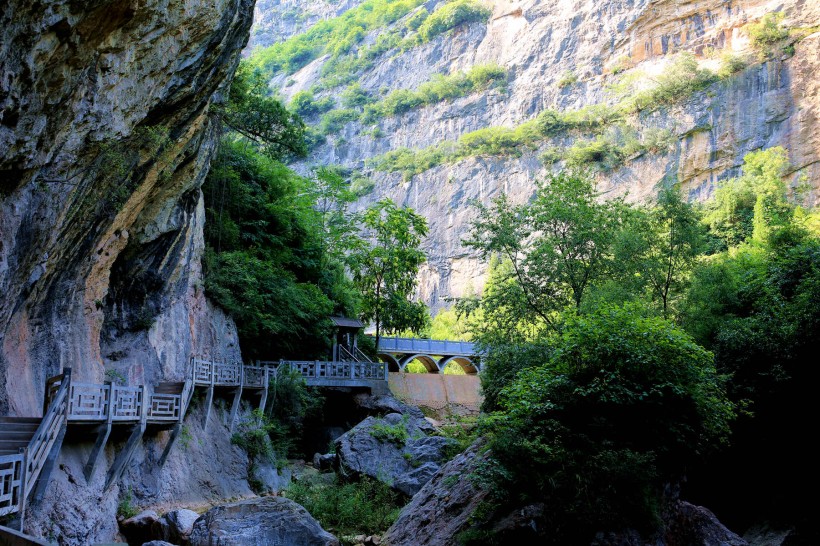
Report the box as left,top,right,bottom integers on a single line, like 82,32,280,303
83,381,114,482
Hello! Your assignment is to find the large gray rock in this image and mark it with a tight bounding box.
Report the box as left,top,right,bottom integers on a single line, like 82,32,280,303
252,457,293,494
383,440,490,546
120,510,161,545
663,501,747,546
189,496,339,546
352,393,427,421
165,509,200,543
336,412,457,497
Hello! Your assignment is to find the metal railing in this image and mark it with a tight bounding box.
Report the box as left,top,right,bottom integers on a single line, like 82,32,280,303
377,336,477,357
282,360,386,381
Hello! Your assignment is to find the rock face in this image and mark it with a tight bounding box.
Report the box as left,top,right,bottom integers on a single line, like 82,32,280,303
189,496,340,546
383,440,490,546
385,441,747,546
336,412,456,497
263,0,820,312
664,501,748,546
1,0,255,542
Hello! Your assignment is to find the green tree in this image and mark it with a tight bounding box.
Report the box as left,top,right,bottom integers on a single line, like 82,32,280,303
218,61,307,160
481,304,733,543
702,147,792,248
464,170,630,331
348,199,428,347
625,187,705,317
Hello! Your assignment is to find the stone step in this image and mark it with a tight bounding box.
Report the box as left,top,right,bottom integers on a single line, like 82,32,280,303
154,382,184,395
0,431,37,442
0,417,41,424
0,439,31,452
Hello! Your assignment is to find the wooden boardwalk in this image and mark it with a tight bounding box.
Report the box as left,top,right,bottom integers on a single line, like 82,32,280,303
0,357,387,532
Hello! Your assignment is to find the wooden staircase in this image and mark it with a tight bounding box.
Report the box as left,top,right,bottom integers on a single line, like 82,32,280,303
0,359,282,535
0,418,42,456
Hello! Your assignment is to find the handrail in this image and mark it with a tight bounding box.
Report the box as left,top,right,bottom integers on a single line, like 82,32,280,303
26,368,71,497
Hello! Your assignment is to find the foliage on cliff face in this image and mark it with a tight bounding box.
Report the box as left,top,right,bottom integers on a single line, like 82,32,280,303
204,63,359,359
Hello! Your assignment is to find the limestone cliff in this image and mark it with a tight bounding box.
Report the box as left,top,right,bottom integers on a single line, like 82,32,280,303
264,0,820,311
1,0,255,541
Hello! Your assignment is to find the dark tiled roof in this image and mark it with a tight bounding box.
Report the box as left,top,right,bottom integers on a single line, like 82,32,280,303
330,316,364,328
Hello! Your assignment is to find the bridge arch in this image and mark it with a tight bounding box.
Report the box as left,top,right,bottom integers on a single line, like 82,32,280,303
399,354,440,373
378,353,401,373
439,356,480,375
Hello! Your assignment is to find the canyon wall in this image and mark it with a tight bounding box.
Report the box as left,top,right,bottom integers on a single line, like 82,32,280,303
0,0,255,541
267,0,820,311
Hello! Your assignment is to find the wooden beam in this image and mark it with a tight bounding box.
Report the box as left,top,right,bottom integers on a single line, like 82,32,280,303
202,386,214,429
157,424,181,468
82,424,111,483
104,423,145,491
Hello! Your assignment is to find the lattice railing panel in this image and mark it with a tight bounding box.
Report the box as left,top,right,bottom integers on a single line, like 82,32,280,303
243,367,266,388
0,455,23,517
68,383,110,421
148,394,181,421
213,363,241,386
287,361,316,377
193,359,213,385
111,386,143,421
354,362,387,379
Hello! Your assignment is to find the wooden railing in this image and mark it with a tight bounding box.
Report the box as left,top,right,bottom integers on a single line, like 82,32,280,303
25,372,70,497
0,454,24,518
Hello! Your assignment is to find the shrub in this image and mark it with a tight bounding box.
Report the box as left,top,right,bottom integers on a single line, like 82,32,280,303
405,8,429,31
482,304,734,543
231,409,275,461
319,108,360,134
284,475,404,538
247,0,426,77
630,53,718,112
748,12,789,50
418,0,491,42
369,415,409,445
557,70,578,88
718,52,748,78
117,486,139,519
341,83,375,108
289,90,335,117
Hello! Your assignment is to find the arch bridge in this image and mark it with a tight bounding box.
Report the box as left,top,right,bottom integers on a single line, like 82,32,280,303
377,337,481,375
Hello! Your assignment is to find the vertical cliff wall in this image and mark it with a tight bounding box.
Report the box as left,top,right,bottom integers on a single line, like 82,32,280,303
1,0,256,541
264,0,820,311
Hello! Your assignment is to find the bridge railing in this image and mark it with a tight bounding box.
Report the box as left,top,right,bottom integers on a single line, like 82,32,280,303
377,336,476,356
279,360,387,381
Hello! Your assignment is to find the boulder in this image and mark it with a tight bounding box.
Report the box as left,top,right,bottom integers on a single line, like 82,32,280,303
352,393,427,422
335,412,457,496
120,510,161,545
142,542,176,546
664,501,747,546
383,440,489,546
251,457,293,494
189,496,339,546
313,452,336,471
165,509,199,543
